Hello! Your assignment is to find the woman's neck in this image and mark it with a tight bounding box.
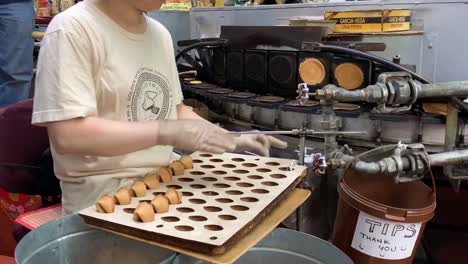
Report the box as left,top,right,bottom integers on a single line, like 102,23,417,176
92,0,146,34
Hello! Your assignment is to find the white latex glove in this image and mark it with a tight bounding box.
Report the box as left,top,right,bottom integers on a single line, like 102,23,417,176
158,120,236,154
234,134,288,157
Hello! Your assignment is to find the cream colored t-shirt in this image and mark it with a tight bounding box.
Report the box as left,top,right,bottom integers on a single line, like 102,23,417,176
32,1,183,214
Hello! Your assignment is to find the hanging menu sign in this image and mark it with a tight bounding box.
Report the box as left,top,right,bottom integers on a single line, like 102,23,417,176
351,211,421,260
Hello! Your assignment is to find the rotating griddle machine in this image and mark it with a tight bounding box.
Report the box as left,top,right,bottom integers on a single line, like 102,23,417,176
174,16,468,261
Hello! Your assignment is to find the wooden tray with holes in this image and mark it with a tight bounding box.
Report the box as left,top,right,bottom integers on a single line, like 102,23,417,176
79,152,307,256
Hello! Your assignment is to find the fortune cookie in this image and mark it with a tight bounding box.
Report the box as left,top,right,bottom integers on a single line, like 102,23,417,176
133,202,154,223
179,156,193,169
160,167,172,183
113,187,131,205
143,173,160,190
96,195,115,213
129,181,146,197
169,161,185,176
165,188,182,204
151,194,169,213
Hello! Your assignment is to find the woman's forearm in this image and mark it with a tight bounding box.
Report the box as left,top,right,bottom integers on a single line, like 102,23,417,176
47,116,160,157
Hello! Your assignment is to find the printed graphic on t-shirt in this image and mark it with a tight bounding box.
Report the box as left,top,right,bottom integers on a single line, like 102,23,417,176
127,68,172,121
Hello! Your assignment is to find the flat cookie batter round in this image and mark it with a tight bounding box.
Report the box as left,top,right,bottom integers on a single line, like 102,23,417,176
207,88,233,94
255,96,284,103
189,80,203,85
299,58,326,85
334,63,364,90
286,100,320,107
333,103,361,111
227,92,256,98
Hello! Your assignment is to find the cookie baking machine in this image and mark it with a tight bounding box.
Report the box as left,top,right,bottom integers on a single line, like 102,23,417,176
174,2,468,262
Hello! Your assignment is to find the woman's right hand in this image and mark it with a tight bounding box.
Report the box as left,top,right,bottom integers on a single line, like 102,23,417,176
158,120,236,154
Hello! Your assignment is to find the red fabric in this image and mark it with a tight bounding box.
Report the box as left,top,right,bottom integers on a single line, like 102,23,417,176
0,255,15,264
15,204,62,230
0,189,42,220
0,188,41,257
0,99,50,194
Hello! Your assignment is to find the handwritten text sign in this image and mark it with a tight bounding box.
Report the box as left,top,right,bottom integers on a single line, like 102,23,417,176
351,211,421,260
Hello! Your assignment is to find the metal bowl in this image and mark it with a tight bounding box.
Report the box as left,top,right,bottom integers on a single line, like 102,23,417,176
15,215,175,264
16,215,352,264
173,228,353,264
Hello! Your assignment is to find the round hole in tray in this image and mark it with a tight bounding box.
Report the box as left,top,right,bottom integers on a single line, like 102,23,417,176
201,177,218,182
182,191,194,197
252,189,270,194
236,182,254,188
224,176,240,181
247,175,263,180
177,177,194,182
255,158,260,161
266,162,281,166
200,154,213,157
204,206,222,212
215,198,233,203
166,185,182,190
189,215,207,222
213,170,227,175
190,184,206,189
201,164,215,169
240,197,259,203
213,183,231,188
153,191,165,196
202,191,219,196
262,181,279,186
162,216,180,222
175,225,194,232
232,158,245,162
189,198,206,204
233,169,249,174
231,205,249,211
156,224,164,228
219,215,237,221
123,208,135,214
271,174,287,179
177,207,195,213
193,159,203,164
222,164,236,168
210,158,223,163
210,236,218,240
139,200,151,203
204,225,223,231
279,167,293,171
190,171,205,176
242,163,257,168
225,190,243,195
256,168,271,173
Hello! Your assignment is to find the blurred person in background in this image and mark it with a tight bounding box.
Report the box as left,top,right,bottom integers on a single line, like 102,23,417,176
0,0,35,108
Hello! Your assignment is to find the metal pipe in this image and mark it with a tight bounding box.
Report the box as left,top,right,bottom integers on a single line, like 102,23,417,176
353,161,381,174
418,81,468,98
429,149,468,166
